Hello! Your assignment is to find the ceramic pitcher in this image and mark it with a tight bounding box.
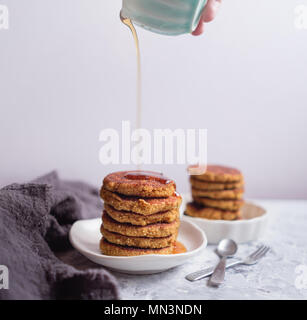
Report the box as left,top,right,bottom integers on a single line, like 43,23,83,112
121,0,208,35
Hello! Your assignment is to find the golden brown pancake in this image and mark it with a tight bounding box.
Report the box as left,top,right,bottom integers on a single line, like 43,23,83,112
100,187,182,215
104,204,179,226
191,187,244,200
100,238,173,256
185,202,241,220
102,211,180,238
103,171,176,198
190,165,243,183
101,226,176,249
193,196,244,210
190,177,244,191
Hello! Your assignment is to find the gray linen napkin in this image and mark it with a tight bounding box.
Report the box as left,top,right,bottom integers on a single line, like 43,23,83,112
0,171,119,300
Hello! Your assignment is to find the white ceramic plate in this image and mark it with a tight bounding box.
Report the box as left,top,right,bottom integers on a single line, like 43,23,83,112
69,218,207,274
182,197,268,244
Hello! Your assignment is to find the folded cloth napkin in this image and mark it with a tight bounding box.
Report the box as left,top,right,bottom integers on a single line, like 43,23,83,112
0,171,119,300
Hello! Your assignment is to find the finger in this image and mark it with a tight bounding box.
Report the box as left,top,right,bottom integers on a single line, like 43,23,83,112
191,0,221,36
192,20,204,36
202,0,222,23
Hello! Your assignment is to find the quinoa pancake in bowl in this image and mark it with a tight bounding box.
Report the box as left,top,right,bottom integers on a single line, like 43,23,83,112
104,203,179,226
100,188,182,215
99,170,185,256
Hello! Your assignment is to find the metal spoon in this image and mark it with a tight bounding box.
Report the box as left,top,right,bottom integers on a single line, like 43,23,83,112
209,239,238,287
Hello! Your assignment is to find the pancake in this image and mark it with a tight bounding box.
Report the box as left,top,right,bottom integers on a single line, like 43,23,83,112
100,238,173,256
100,187,182,215
190,165,243,183
103,170,176,198
104,204,179,226
101,226,176,249
193,196,244,210
191,187,244,200
102,211,180,238
190,177,244,191
185,202,241,220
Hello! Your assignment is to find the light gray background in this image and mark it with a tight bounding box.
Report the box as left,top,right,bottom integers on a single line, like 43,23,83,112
0,0,306,198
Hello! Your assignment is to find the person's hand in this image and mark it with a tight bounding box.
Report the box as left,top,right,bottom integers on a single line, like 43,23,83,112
192,0,221,36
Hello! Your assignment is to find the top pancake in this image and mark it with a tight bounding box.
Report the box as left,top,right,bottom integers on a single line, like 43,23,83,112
189,165,243,183
103,170,176,198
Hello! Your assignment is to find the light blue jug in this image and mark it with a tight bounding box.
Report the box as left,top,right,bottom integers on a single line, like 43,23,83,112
121,0,208,36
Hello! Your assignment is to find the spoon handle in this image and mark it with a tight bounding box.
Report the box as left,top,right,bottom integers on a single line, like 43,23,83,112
185,260,241,281
209,257,227,286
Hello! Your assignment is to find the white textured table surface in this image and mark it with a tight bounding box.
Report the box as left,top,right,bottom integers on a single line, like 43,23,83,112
112,200,307,300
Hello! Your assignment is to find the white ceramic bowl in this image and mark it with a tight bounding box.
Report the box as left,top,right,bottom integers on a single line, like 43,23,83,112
69,218,207,274
182,199,268,244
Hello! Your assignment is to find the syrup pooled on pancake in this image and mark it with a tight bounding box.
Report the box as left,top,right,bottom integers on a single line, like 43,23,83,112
123,171,172,185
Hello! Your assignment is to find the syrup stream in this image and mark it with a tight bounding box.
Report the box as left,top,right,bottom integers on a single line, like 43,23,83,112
120,14,142,137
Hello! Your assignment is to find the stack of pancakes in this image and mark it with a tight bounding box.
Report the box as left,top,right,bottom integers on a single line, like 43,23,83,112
185,165,244,220
99,171,182,256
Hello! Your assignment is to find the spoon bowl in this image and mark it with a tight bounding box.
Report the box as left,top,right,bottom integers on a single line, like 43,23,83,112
217,239,238,258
